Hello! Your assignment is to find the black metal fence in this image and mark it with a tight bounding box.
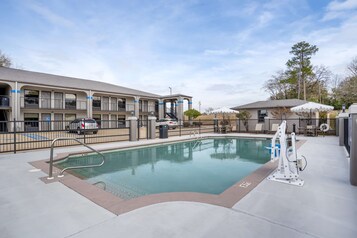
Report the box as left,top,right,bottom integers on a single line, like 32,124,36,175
0,119,131,153
0,118,337,153
344,118,350,154
0,119,215,153
235,118,337,135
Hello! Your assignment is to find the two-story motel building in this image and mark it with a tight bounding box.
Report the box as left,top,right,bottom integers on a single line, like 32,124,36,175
0,67,192,131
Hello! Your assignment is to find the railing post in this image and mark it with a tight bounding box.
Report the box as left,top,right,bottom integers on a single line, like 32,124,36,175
264,116,270,134
146,117,149,139
179,120,182,137
13,118,17,154
349,103,357,186
238,118,240,132
83,121,86,144
213,118,218,133
137,119,140,141
199,119,201,134
338,112,349,146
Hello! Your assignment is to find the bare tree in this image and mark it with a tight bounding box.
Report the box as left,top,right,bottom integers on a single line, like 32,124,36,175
0,50,12,67
347,57,357,77
310,65,332,103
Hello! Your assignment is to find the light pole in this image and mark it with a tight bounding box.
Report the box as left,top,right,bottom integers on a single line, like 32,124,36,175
169,87,172,95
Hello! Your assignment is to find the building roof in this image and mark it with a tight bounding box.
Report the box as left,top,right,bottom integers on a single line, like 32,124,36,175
160,94,192,99
231,99,308,110
0,67,160,98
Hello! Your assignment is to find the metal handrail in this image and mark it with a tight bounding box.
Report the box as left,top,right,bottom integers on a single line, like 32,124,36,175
190,130,198,138
190,130,202,139
47,137,105,179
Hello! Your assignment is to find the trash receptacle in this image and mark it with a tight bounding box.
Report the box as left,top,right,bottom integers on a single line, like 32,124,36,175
159,125,168,139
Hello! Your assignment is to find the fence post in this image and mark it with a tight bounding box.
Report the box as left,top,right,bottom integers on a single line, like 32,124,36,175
338,112,349,146
349,103,357,186
264,116,270,134
199,119,201,134
146,117,149,139
148,115,156,139
213,118,218,133
128,116,138,141
13,118,17,154
238,119,240,132
137,119,140,141
83,121,86,144
179,122,183,136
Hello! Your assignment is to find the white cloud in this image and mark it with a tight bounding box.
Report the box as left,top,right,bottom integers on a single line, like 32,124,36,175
258,11,274,26
27,3,73,28
324,0,357,20
327,0,357,11
203,49,232,56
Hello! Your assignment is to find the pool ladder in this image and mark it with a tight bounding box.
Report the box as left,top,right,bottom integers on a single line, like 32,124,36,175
190,130,202,139
190,130,203,148
47,137,105,180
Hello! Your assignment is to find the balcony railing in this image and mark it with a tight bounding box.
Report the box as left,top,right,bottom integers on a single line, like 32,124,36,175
0,95,11,108
21,97,87,110
92,102,134,112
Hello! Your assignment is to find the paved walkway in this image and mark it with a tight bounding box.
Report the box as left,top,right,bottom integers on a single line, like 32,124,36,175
0,135,356,238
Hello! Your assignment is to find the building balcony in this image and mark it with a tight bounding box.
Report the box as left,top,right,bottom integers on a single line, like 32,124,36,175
21,97,87,110
92,102,133,112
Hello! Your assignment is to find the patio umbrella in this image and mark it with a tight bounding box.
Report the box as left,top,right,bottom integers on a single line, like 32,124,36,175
210,107,239,114
290,102,334,127
290,102,334,113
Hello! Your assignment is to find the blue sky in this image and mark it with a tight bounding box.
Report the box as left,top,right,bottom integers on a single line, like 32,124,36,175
1,0,357,111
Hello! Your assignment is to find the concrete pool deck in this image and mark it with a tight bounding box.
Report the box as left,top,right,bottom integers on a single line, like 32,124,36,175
0,134,356,237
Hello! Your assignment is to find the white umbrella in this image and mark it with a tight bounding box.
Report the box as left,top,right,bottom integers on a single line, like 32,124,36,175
291,102,334,127
290,102,334,113
210,107,239,114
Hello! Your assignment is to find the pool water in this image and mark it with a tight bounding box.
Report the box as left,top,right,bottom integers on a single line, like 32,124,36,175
56,138,270,199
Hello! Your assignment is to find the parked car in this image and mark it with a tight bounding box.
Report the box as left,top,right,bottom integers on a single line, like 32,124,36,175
156,118,178,129
66,118,99,134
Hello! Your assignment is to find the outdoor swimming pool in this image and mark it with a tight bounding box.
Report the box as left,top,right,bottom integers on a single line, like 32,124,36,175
56,138,271,200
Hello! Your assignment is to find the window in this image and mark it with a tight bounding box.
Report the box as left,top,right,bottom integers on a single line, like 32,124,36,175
54,92,63,109
24,90,39,108
102,97,109,110
139,100,143,112
118,116,126,128
54,113,63,130
24,113,39,131
258,109,268,123
118,98,126,111
65,94,76,109
111,97,117,111
143,100,148,112
111,114,117,128
41,113,51,131
93,96,101,110
41,91,51,109
93,114,101,127
65,114,76,122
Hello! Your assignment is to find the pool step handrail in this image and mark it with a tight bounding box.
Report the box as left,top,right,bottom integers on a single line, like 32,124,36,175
47,137,105,180
190,130,202,140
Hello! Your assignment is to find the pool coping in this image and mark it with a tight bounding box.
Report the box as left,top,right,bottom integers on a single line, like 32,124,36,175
30,135,305,215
